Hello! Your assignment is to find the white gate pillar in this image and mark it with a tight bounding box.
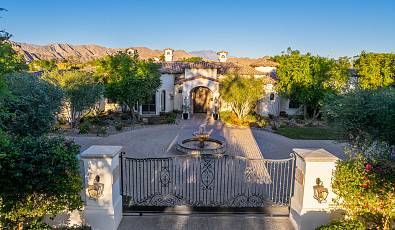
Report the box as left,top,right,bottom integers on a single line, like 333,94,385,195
80,145,123,230
289,148,339,230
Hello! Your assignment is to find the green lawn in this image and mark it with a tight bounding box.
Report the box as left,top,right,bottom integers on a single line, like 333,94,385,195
275,126,340,140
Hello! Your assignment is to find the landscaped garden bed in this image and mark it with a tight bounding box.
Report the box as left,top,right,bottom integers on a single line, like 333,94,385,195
53,111,178,136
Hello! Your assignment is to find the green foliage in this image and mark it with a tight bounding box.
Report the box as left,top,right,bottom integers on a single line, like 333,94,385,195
28,59,57,72
1,73,63,136
255,115,270,128
0,135,83,229
323,88,395,145
332,141,395,229
274,48,351,118
0,42,27,77
95,52,161,120
180,56,203,62
219,111,257,127
354,52,395,89
78,122,90,134
96,126,107,136
43,71,104,126
115,122,123,131
316,219,364,230
163,112,177,124
220,74,264,119
0,32,27,97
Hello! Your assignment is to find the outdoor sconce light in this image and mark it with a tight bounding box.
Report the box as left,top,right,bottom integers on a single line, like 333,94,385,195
313,178,328,203
87,175,104,200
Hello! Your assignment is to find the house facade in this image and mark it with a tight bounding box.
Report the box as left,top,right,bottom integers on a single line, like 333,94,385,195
113,48,301,117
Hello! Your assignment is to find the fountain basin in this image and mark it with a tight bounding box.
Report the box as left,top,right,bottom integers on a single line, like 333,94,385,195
176,138,226,155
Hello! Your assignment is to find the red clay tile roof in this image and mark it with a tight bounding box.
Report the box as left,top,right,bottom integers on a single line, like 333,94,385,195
250,58,279,67
159,61,277,82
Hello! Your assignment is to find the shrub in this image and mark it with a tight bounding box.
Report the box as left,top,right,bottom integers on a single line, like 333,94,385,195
332,140,395,229
0,135,83,229
219,111,257,127
316,219,364,230
323,88,395,145
96,126,107,136
115,122,123,131
26,221,92,230
255,114,270,128
159,112,177,124
78,122,90,134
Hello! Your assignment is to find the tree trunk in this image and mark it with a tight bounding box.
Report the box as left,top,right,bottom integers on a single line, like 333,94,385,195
312,108,320,120
18,222,23,230
303,104,308,120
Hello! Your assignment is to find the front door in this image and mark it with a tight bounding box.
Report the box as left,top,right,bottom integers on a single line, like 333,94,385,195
192,87,211,113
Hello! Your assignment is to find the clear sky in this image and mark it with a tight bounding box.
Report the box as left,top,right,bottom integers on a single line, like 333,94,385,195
1,0,394,58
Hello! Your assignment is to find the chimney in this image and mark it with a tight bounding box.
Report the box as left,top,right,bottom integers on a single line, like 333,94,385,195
126,48,137,56
164,48,174,62
217,51,228,62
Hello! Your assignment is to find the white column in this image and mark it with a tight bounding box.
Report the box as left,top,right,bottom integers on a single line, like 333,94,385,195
289,148,339,230
80,145,123,230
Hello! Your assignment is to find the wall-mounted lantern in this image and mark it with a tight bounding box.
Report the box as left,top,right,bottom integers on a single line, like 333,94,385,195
87,175,104,200
313,178,328,203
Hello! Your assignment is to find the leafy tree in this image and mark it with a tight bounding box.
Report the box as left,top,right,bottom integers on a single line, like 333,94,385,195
0,135,82,229
0,10,27,97
220,74,264,119
42,71,104,126
274,48,350,119
180,56,203,62
332,141,395,229
323,88,395,145
0,73,63,136
28,59,57,72
96,52,161,120
354,52,395,90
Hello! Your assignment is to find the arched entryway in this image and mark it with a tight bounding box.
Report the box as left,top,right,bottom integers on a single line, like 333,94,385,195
191,86,212,113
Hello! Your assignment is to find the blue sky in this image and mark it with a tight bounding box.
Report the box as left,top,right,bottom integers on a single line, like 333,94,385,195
1,0,394,58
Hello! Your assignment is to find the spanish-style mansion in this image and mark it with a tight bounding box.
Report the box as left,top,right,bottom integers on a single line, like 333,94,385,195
111,48,301,117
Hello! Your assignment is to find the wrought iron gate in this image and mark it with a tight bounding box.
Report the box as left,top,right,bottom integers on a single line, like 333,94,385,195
120,153,295,212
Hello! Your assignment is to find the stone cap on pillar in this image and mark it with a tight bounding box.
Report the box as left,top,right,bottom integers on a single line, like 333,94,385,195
80,145,123,159
293,148,339,162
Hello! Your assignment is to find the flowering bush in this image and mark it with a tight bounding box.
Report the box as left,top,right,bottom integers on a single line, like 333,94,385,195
332,141,395,229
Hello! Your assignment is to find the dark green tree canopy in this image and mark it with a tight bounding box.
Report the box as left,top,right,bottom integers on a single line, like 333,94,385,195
0,135,82,228
96,52,161,117
1,73,63,136
42,70,104,125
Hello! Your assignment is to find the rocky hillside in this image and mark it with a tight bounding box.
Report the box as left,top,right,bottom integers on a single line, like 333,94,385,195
10,41,276,66
10,41,194,62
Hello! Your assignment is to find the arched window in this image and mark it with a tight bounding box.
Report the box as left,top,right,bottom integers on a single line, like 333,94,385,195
269,93,275,101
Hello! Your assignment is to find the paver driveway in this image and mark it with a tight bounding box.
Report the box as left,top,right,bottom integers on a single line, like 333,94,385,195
72,115,345,159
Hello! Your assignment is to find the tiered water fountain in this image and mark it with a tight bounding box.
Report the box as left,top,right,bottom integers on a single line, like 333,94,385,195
176,124,226,155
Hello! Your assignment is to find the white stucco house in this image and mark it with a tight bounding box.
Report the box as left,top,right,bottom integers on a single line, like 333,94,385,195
110,48,302,117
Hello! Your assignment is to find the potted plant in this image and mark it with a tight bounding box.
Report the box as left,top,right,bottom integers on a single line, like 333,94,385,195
212,98,219,120
212,105,219,120
182,96,189,120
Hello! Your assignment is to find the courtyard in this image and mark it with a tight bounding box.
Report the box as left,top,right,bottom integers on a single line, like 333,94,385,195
71,114,345,160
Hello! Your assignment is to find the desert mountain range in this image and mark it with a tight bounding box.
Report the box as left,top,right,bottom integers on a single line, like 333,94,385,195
10,41,274,66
